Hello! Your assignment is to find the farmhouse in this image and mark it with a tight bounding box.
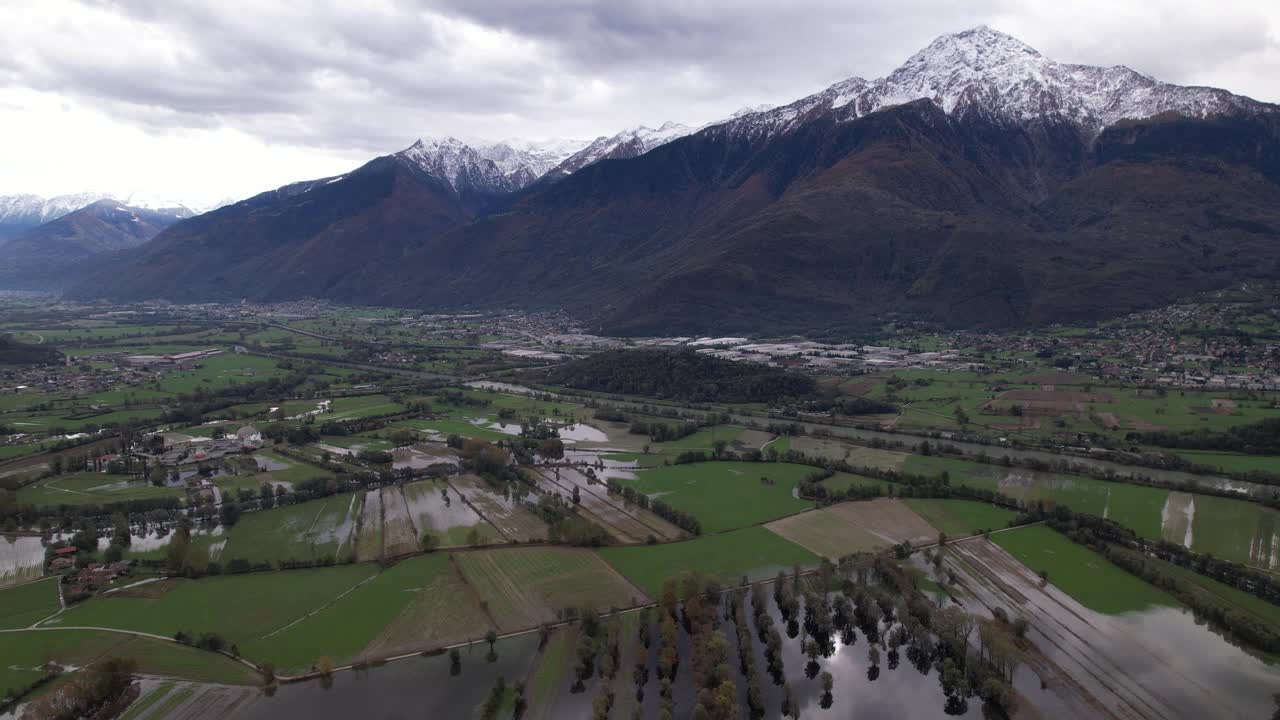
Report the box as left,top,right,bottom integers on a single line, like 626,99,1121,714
235,425,262,443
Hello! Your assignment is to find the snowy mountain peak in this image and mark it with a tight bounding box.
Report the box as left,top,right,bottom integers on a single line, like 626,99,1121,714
548,121,695,177
908,25,1042,69
720,26,1269,140
0,192,113,224
397,136,589,194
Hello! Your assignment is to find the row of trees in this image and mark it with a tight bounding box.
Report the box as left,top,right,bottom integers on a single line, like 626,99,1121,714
606,478,702,535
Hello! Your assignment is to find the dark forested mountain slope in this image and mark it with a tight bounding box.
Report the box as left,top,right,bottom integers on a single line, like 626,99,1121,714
67,28,1280,334
73,155,480,302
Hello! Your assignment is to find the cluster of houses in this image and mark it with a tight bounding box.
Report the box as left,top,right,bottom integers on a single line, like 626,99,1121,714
137,425,262,466
65,560,134,598
48,546,135,597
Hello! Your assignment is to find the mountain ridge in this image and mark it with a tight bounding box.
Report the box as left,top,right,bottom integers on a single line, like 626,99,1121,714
67,27,1280,335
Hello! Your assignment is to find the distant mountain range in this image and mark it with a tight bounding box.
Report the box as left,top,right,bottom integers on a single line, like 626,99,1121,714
0,200,185,290
57,27,1280,334
0,193,197,247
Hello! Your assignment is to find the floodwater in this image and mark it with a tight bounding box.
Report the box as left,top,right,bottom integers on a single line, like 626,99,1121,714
479,420,523,436
310,494,361,558
949,537,1280,719
229,634,542,720
556,423,608,443
313,443,356,456
228,587,1077,719
391,447,458,471
0,535,46,586
402,481,485,533
464,380,537,395
255,455,291,472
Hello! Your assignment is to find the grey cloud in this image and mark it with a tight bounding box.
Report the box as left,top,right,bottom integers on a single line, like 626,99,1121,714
4,0,1279,167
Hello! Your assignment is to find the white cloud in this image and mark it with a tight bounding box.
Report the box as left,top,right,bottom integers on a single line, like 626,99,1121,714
0,0,1277,206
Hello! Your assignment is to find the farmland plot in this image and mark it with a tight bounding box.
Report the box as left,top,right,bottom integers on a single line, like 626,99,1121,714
823,498,940,546
217,493,361,565
791,437,909,470
765,509,887,559
356,488,384,562
531,467,656,543
381,486,421,557
450,474,547,541
457,547,643,633
402,479,499,547
363,556,493,657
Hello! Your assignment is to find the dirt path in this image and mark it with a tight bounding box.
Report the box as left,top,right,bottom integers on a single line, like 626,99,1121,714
256,574,379,640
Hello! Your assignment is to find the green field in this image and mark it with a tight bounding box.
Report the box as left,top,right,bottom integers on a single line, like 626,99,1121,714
3,408,166,432
392,418,513,442
1106,545,1280,630
16,473,185,508
53,564,378,649
323,395,405,420
990,526,1177,614
906,454,1280,570
821,472,886,494
0,629,257,697
243,553,448,671
214,450,334,495
1175,451,1280,474
649,425,745,451
617,462,813,533
0,578,60,630
763,436,791,455
457,547,643,631
902,499,1017,537
598,526,817,597
215,491,363,565
156,354,286,395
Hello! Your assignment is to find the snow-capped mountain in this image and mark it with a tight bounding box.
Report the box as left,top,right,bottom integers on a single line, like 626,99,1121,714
0,200,186,290
396,136,590,195
0,192,111,225
719,26,1266,139
116,191,204,217
547,121,695,177
0,192,114,245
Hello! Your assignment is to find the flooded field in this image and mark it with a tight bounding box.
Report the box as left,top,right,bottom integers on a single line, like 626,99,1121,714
228,634,542,720
390,446,458,470
556,423,608,443
380,486,420,556
946,536,1280,719
125,680,257,720
254,455,290,472
355,489,383,562
0,535,45,586
531,467,679,542
402,479,497,546
308,493,361,560
224,574,1084,720
449,474,547,541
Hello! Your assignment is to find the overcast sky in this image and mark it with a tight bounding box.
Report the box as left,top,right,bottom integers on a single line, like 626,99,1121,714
2,0,1279,208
